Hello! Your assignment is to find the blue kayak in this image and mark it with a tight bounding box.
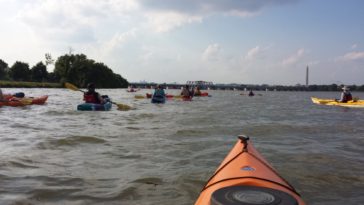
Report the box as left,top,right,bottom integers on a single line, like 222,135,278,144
77,96,112,111
151,95,166,104
77,102,112,111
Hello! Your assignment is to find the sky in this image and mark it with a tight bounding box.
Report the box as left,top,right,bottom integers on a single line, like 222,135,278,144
0,0,363,85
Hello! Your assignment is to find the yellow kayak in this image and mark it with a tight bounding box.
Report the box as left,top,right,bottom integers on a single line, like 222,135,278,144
311,97,364,108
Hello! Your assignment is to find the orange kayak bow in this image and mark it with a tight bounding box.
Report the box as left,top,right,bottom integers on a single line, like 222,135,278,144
195,136,305,205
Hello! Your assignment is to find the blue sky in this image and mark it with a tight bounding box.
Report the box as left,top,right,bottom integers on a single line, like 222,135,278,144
0,0,363,85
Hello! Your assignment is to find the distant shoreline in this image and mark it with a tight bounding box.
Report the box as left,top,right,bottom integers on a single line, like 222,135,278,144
1,80,364,92
0,80,62,88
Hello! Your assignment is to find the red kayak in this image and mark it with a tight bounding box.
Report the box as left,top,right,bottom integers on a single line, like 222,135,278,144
182,96,193,101
0,95,48,107
195,92,209,97
29,95,48,105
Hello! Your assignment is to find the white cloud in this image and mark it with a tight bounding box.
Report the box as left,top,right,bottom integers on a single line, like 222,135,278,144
245,46,261,61
202,43,221,62
17,0,140,43
282,48,305,66
137,0,298,15
101,28,137,55
227,9,259,17
351,44,357,49
338,51,364,61
145,11,202,33
137,0,298,32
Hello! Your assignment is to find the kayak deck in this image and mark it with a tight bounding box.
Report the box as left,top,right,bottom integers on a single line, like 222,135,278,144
195,136,305,205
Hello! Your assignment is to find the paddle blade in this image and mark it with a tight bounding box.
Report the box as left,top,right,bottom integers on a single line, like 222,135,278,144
20,98,33,105
134,95,146,99
115,103,133,111
65,82,80,91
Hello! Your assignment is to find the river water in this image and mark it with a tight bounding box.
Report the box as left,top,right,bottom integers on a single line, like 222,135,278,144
0,88,363,205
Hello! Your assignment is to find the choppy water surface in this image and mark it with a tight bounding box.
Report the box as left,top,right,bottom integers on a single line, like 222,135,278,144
0,88,363,205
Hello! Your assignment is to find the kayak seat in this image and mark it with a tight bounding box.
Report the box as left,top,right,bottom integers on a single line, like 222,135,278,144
211,185,298,205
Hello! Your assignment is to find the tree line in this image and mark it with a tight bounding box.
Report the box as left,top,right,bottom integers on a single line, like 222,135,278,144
239,84,364,91
0,53,129,88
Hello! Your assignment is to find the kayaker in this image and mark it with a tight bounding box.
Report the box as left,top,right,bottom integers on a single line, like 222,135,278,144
338,86,352,103
152,84,166,99
181,85,192,97
128,86,135,92
194,86,202,96
83,83,104,104
248,89,254,96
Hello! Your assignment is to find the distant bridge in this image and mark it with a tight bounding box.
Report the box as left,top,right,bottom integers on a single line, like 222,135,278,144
129,82,254,90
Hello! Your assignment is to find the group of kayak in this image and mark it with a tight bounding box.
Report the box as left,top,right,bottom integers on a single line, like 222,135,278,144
147,84,210,104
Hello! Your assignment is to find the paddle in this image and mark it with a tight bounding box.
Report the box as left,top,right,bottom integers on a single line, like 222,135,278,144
134,94,146,99
64,82,132,110
19,98,33,105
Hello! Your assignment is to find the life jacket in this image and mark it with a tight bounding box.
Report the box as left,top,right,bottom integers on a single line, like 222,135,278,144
153,89,165,99
84,92,101,104
342,92,352,103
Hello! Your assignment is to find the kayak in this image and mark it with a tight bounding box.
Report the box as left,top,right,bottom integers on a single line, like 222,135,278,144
0,100,27,107
166,94,174,98
29,95,48,105
77,97,112,111
195,136,305,205
0,95,48,107
182,96,193,101
151,95,166,104
77,102,112,111
194,92,209,97
136,94,178,100
311,97,364,108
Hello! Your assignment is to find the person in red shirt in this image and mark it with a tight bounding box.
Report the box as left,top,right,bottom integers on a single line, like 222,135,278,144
83,83,104,104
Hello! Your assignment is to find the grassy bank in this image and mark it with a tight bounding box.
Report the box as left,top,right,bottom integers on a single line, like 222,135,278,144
0,80,62,88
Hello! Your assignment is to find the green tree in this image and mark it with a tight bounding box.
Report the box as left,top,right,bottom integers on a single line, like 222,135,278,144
85,62,128,88
9,61,30,81
54,54,93,86
46,72,59,83
31,62,48,82
45,53,54,66
0,59,8,80
54,53,128,88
